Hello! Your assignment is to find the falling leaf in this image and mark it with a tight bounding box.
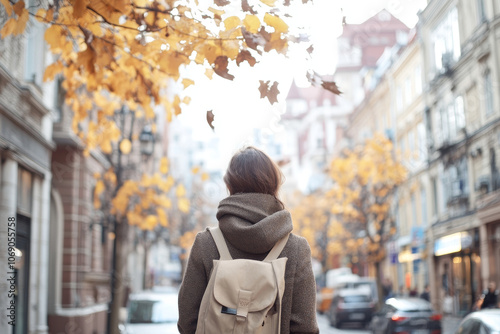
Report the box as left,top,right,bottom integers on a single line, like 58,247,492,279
306,44,314,54
321,80,342,95
236,50,257,66
206,110,215,130
201,172,209,181
192,166,200,174
258,80,280,104
213,56,234,81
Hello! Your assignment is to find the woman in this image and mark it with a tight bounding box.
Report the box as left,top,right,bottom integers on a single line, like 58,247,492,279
177,146,319,333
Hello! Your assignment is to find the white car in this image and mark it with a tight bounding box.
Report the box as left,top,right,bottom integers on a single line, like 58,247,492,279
120,291,179,334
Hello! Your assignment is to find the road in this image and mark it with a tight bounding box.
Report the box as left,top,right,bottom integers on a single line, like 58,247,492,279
317,312,462,334
317,313,371,334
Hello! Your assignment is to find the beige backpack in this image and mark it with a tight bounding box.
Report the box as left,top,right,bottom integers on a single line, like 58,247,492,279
195,227,289,334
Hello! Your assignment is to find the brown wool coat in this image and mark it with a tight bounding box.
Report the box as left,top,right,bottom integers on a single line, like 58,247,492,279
177,193,319,334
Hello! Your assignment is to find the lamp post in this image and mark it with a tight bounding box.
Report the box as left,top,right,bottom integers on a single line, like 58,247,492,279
106,106,155,334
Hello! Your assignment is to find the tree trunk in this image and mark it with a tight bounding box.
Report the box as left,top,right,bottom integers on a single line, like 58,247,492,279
109,221,128,334
374,260,384,307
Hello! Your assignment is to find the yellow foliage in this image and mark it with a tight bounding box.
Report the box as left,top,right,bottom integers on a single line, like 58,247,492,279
243,14,260,34
177,198,190,213
176,184,186,198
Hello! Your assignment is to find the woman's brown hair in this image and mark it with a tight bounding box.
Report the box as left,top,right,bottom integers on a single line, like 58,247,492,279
224,146,284,205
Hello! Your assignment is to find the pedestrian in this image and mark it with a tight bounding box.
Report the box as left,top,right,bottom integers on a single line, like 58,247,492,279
177,146,319,334
480,281,499,309
409,286,418,297
420,284,430,302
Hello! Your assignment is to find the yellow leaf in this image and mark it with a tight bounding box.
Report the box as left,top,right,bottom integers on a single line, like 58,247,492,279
192,166,200,174
0,18,16,38
263,13,288,34
176,184,186,198
44,25,65,51
43,61,64,82
260,0,276,6
178,198,190,213
119,139,132,154
182,96,191,105
73,0,89,19
201,172,209,181
160,157,169,174
157,208,168,227
224,16,241,31
243,14,260,34
182,78,194,89
1,0,13,16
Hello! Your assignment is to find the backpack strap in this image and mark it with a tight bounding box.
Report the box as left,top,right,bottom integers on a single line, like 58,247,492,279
209,227,232,260
264,233,290,262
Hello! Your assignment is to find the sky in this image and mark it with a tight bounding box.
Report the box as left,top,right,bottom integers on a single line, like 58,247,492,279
175,0,428,166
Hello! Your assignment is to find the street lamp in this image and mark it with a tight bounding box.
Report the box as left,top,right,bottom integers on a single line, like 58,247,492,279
139,125,155,157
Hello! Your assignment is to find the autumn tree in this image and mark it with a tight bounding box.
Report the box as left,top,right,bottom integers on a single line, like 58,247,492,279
0,0,343,154
327,134,407,303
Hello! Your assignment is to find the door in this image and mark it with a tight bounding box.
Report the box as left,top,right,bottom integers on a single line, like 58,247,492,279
14,214,30,334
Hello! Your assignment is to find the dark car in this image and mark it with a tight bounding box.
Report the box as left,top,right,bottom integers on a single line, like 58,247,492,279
455,309,500,334
369,297,442,334
327,287,376,328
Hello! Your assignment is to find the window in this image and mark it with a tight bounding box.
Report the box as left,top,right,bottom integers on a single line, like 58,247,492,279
484,70,494,116
491,148,499,191
396,86,403,112
431,177,438,216
24,1,45,87
17,168,33,215
53,77,65,122
405,77,412,106
411,194,417,227
477,0,486,23
431,7,461,73
455,96,465,130
421,188,428,227
414,66,422,95
443,157,469,204
417,122,427,161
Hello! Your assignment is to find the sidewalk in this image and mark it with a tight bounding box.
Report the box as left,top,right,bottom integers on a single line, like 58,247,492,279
442,315,462,334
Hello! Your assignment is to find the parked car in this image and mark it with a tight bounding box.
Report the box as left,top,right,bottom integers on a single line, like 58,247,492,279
369,297,442,334
119,291,179,334
455,309,500,334
327,287,376,328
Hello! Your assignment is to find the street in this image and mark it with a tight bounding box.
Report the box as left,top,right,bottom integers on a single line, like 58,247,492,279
317,313,370,334
317,313,463,334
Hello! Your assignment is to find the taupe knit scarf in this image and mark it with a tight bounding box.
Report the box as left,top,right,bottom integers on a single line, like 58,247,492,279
216,193,293,254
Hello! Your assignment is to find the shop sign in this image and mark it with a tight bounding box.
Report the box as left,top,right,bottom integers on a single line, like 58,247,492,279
398,250,421,263
434,232,472,256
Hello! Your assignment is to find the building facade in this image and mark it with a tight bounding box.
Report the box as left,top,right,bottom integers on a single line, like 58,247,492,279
419,0,500,316
0,9,55,334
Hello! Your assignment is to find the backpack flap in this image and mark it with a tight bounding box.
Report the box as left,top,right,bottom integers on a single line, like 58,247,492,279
213,259,278,317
